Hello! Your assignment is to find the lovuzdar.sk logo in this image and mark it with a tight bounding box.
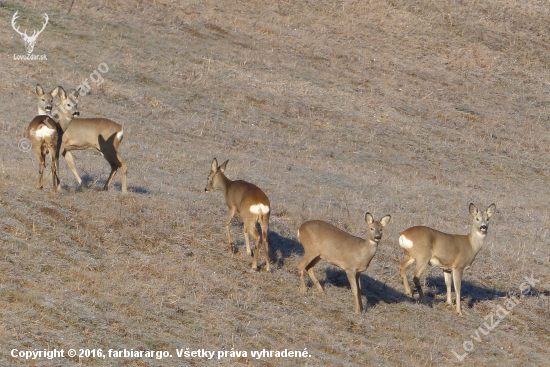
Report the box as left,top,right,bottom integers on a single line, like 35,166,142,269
12,11,48,61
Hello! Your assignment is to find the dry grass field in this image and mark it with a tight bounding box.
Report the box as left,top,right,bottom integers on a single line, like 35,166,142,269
1,0,549,365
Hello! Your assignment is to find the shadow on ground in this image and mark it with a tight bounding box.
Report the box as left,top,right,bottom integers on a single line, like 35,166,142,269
268,231,304,269
320,267,411,306
425,276,505,309
426,276,550,309
61,174,149,194
227,221,304,270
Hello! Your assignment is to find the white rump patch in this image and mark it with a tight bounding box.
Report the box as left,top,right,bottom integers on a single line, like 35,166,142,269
33,125,55,138
399,235,413,249
250,204,269,215
117,130,124,141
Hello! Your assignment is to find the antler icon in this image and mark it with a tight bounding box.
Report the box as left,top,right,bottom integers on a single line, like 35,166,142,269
12,11,49,54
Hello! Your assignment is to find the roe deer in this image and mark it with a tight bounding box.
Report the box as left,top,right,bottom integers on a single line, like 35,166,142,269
204,158,271,271
25,87,79,193
399,203,496,315
54,87,127,193
36,84,57,115
297,213,391,313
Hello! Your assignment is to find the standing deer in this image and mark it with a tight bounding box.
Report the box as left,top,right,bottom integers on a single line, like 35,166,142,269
204,158,271,271
399,203,496,315
54,87,127,193
25,87,79,193
297,213,391,313
36,84,57,115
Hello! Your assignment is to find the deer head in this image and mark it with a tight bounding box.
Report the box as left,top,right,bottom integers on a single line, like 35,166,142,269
12,11,49,54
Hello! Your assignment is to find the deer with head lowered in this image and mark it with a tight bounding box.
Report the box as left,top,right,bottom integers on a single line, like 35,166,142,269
36,84,57,115
399,203,496,315
54,87,127,193
205,158,271,272
297,213,391,313
25,86,79,193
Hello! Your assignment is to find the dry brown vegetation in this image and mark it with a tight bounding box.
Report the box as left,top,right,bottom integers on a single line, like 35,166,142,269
1,0,549,365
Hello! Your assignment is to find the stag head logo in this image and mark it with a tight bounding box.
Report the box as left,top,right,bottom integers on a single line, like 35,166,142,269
11,11,49,54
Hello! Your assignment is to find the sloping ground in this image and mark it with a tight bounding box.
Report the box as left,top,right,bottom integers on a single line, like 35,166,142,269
0,0,549,365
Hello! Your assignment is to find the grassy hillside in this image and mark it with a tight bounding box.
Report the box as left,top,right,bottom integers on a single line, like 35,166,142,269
1,0,549,365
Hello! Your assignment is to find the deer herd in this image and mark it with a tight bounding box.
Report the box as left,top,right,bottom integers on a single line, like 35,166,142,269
24,84,496,315
26,85,126,194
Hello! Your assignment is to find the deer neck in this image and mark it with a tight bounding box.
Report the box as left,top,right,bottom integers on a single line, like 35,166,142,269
468,227,486,255
214,173,231,193
56,111,75,132
367,238,379,249
354,238,377,270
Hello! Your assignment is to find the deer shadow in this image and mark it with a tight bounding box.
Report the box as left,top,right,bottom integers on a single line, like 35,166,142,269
227,222,303,268
113,182,150,194
321,267,411,306
58,173,94,191
425,275,549,309
61,174,149,194
267,230,304,269
423,276,505,309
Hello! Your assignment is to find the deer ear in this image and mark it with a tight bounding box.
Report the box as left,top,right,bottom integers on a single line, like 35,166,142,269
211,158,218,172
36,84,44,96
469,203,478,217
219,160,229,173
50,87,59,98
58,86,67,101
486,204,496,218
365,212,373,224
380,215,391,227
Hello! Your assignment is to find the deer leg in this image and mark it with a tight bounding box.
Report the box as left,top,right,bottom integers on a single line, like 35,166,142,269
305,257,324,293
104,163,118,191
413,258,429,302
356,272,364,312
297,254,323,293
346,270,361,313
62,151,82,187
452,268,464,315
399,256,415,297
245,221,261,271
104,153,127,193
444,270,453,305
102,142,126,193
112,136,127,194
224,208,236,252
49,146,58,194
260,218,270,272
243,226,252,256
33,145,46,190
103,149,119,191
119,157,127,194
